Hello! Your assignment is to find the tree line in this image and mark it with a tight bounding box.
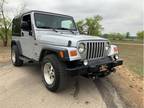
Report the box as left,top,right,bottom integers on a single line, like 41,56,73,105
76,16,144,41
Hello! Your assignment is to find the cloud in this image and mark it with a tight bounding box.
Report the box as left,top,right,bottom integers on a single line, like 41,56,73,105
56,0,143,35
5,0,144,35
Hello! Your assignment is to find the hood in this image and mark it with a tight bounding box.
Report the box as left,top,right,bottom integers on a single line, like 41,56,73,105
36,30,108,47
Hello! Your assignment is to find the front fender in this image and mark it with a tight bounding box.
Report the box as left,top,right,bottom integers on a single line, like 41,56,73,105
39,44,81,62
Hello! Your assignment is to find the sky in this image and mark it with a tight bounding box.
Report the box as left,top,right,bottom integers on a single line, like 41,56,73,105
6,0,144,36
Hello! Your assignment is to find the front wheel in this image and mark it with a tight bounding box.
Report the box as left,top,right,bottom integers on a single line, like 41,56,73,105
41,54,67,92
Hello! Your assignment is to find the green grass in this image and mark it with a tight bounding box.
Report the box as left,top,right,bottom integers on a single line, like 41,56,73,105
113,43,143,76
111,39,143,44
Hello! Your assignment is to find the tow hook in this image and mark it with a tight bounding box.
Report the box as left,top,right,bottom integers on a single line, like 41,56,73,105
111,68,116,73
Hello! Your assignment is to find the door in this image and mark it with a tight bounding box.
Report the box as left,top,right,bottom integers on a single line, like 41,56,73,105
20,14,35,59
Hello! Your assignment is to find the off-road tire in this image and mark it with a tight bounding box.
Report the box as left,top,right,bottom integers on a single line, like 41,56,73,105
41,54,68,92
11,45,23,66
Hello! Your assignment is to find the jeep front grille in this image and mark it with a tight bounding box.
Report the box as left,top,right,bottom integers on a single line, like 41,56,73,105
86,41,107,60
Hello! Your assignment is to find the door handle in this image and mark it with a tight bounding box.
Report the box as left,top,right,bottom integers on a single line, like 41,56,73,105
21,32,24,36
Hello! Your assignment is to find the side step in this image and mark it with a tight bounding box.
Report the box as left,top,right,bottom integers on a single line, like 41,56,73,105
19,56,34,63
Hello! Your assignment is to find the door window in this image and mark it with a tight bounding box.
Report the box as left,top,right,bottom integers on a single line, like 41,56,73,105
22,14,32,31
12,17,21,36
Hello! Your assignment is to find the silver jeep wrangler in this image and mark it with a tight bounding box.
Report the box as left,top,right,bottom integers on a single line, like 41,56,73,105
11,10,123,92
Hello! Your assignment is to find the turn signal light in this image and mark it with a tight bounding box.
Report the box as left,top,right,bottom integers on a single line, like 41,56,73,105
70,50,77,57
114,47,118,52
59,51,64,58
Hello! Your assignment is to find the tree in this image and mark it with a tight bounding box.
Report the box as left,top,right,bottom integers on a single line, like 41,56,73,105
76,20,85,34
137,31,144,39
0,0,11,47
0,0,27,47
126,32,130,38
76,15,103,36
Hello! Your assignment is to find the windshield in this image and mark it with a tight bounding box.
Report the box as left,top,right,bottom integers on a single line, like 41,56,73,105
34,13,77,30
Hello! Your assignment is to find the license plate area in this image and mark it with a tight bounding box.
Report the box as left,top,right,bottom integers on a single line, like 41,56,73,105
99,65,108,72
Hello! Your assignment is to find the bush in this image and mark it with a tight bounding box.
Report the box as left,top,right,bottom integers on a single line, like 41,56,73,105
107,33,124,40
137,31,144,40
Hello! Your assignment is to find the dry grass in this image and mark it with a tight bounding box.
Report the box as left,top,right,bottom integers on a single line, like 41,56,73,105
114,43,143,76
0,40,11,47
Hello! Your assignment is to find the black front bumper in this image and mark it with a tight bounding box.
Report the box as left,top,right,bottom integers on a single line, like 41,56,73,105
111,60,123,67
65,57,123,73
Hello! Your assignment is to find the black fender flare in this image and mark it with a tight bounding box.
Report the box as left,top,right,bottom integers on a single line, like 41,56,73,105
39,47,69,62
11,40,22,55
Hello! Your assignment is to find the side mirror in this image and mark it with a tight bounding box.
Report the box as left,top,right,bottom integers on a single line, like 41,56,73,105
21,21,29,31
82,25,88,34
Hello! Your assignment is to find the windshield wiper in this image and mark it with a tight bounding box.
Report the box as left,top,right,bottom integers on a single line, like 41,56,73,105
56,27,75,34
37,26,58,32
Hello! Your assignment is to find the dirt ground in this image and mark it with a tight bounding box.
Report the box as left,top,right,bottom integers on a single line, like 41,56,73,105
0,47,143,108
108,66,144,108
0,47,11,64
0,64,108,108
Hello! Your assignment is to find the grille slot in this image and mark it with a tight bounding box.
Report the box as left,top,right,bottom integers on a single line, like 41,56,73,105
86,41,106,60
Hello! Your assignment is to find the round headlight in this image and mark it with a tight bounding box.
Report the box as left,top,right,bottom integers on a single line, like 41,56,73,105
78,43,85,53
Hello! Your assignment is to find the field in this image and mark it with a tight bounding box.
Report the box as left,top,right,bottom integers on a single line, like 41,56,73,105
111,39,143,44
113,42,143,76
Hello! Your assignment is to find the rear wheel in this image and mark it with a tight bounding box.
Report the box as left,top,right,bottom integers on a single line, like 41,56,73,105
42,54,67,92
11,45,23,66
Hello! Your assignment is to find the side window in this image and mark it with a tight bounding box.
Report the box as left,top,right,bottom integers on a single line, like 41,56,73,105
22,14,32,31
12,17,21,36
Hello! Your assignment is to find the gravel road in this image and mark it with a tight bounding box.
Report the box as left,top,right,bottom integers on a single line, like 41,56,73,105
0,62,125,108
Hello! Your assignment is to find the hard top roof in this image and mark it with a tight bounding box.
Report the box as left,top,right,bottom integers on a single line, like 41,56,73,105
14,10,73,19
